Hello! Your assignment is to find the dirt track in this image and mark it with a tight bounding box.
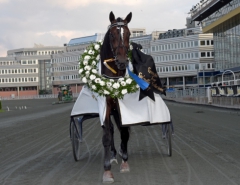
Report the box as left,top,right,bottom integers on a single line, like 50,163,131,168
0,99,240,185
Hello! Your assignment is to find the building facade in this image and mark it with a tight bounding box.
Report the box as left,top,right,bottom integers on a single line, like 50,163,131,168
0,45,65,98
151,32,214,89
51,33,105,95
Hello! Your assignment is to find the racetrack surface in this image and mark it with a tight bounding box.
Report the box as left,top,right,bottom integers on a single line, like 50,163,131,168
0,99,240,185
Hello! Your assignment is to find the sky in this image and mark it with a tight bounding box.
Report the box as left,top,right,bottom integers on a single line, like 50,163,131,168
0,0,199,57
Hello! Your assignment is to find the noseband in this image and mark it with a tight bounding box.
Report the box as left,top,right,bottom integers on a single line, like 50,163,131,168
108,21,129,70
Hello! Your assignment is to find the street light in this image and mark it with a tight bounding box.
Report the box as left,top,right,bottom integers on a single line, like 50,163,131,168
203,65,205,88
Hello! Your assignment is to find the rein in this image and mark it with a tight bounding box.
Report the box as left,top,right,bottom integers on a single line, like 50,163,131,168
103,21,129,74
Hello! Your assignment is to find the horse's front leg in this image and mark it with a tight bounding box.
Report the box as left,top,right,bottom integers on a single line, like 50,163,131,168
112,109,130,173
102,101,114,183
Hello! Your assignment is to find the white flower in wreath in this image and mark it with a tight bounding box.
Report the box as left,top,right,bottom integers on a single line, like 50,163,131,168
96,55,100,61
118,78,124,82
121,89,128,95
104,90,110,95
106,82,112,87
92,69,97,74
84,55,90,60
82,77,87,83
95,78,101,83
84,49,87,53
92,85,96,90
113,82,120,89
92,61,96,66
136,84,140,88
88,50,94,55
90,74,96,80
110,79,114,82
85,71,90,75
79,69,83,74
126,78,132,84
130,44,133,50
84,65,91,71
94,44,100,50
83,60,88,65
121,81,126,86
100,81,105,86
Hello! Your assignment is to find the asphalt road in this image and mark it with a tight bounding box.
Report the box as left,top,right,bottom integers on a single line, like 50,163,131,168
0,99,240,185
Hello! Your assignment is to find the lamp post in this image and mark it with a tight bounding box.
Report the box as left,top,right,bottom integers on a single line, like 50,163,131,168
196,64,199,88
203,65,205,88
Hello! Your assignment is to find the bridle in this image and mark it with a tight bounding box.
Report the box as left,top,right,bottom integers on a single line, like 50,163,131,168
104,20,129,73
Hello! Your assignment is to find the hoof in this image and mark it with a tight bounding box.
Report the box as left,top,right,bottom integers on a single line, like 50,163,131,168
110,157,118,164
103,171,114,183
120,161,130,173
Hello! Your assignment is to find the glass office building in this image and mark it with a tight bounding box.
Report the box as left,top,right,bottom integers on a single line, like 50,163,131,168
213,13,240,70
190,0,240,82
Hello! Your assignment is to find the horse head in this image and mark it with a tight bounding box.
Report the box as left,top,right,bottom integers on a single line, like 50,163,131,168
108,11,132,70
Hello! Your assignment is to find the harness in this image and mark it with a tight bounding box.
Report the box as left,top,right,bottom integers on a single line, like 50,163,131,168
104,21,129,74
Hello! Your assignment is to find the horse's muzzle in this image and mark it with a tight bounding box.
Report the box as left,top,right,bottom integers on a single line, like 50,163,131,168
115,59,129,70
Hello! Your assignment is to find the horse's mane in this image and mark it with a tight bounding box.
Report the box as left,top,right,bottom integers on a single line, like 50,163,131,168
100,29,112,64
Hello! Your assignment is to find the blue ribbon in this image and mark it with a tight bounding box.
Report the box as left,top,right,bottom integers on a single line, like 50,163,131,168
127,66,149,90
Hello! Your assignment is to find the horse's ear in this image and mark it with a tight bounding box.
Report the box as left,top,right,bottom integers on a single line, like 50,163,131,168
109,11,115,23
125,12,132,23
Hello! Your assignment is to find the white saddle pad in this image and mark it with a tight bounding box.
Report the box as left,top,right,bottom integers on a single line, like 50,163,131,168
71,86,171,126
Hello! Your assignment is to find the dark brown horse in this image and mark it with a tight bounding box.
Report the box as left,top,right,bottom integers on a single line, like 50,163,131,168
100,11,132,183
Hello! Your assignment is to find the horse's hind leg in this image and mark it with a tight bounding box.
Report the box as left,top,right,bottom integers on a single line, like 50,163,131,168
110,121,118,164
119,127,130,172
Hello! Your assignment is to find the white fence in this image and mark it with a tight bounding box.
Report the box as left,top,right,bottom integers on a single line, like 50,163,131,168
166,88,207,98
0,93,80,101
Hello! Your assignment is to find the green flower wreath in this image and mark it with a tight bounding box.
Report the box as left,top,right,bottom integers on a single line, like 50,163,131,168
78,41,139,99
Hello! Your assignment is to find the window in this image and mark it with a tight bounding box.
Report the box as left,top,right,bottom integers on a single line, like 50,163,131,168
207,40,210,45
207,52,210,57
195,52,199,58
151,46,155,52
201,52,206,57
211,40,214,45
211,52,214,56
200,41,205,45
